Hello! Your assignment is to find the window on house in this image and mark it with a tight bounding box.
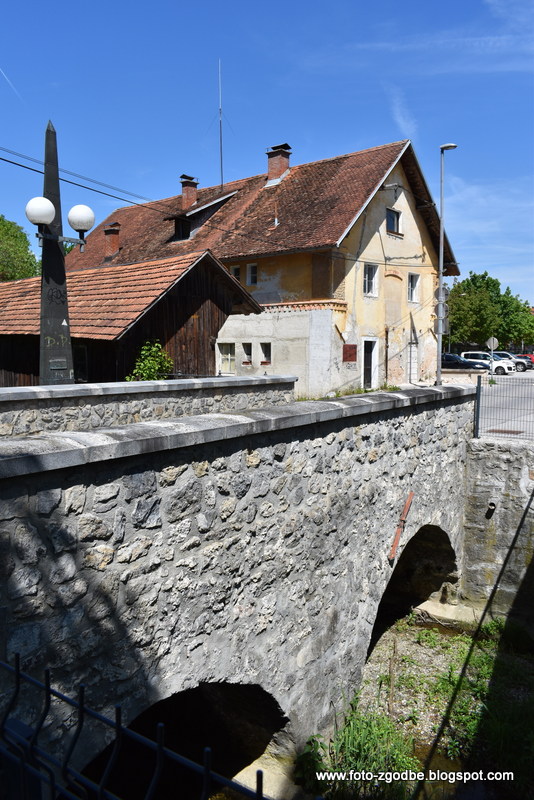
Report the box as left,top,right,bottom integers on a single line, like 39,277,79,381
363,264,378,296
246,263,258,285
386,208,401,235
408,273,420,303
219,343,235,373
242,343,252,364
230,265,241,281
260,342,271,364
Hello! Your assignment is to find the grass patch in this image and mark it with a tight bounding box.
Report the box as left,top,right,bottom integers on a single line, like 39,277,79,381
295,697,420,799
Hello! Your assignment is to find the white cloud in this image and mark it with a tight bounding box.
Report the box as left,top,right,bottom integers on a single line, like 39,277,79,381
483,0,534,31
383,85,417,140
298,27,533,76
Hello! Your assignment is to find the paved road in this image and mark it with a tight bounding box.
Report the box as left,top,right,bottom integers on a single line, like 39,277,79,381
477,372,534,441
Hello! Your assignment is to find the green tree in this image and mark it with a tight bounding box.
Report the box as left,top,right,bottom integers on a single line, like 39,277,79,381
497,287,534,347
448,277,500,346
447,271,534,348
0,215,40,281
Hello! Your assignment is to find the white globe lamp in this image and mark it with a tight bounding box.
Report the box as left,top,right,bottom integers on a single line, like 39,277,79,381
25,196,56,226
67,204,95,234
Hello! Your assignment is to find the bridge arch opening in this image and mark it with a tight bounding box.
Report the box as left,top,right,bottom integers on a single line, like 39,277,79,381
82,682,288,799
369,525,459,653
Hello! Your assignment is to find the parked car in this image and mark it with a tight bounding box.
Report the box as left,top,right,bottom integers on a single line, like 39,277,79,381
441,353,489,370
460,351,516,375
515,356,534,370
493,351,529,372
518,353,534,364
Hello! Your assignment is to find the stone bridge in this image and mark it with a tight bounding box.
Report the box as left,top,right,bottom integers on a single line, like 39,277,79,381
4,380,529,793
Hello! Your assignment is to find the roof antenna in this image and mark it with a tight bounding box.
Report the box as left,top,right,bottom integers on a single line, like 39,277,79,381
218,59,224,190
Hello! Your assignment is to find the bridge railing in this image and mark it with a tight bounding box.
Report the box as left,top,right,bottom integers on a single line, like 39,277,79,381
474,373,534,441
0,656,307,800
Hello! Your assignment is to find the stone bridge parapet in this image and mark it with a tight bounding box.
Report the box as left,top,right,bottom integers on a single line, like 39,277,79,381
0,375,296,438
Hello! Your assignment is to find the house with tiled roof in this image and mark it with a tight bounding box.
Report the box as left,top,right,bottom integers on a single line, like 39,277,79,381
0,251,261,385
65,139,458,395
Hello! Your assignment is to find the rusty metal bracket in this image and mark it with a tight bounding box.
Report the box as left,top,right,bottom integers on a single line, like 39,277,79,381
388,490,415,562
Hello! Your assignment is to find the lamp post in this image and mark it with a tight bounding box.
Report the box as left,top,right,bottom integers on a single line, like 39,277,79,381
436,143,457,386
25,122,94,385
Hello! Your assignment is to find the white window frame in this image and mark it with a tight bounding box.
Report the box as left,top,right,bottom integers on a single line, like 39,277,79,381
218,343,235,374
386,207,402,235
363,263,378,297
246,263,257,286
407,273,420,303
230,265,241,281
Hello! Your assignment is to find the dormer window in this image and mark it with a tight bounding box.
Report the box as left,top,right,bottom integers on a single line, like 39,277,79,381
174,216,191,241
168,190,238,243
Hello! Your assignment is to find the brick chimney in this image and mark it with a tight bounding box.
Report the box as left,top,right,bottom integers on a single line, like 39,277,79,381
267,143,291,181
180,174,198,209
104,222,121,259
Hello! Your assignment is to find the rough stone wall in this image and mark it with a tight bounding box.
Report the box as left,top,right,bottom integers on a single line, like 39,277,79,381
0,389,474,767
0,378,294,437
462,438,534,616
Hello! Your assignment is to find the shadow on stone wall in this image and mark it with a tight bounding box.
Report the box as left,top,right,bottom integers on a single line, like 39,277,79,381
0,465,290,793
0,472,154,772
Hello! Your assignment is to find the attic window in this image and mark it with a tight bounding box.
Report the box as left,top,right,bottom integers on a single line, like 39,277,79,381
386,208,402,235
174,216,191,240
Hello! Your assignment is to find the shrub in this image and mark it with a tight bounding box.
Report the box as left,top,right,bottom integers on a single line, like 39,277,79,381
126,340,174,381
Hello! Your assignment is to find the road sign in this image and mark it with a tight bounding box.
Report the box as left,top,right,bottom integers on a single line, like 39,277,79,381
486,337,499,350
434,287,450,302
434,319,450,334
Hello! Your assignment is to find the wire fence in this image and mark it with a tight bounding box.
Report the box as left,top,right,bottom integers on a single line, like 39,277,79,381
0,656,308,800
474,374,534,441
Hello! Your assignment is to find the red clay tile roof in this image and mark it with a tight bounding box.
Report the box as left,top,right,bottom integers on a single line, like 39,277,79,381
0,251,260,340
66,140,457,275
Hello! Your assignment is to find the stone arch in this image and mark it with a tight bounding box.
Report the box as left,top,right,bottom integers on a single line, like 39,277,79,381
369,525,459,652
82,682,288,799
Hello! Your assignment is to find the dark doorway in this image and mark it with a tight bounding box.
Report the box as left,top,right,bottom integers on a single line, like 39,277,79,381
81,683,288,799
363,341,375,389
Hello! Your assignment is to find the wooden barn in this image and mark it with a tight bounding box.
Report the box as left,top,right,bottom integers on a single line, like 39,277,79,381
0,250,261,386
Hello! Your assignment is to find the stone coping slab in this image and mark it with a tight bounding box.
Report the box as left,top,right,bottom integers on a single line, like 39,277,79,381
0,375,296,404
0,385,475,479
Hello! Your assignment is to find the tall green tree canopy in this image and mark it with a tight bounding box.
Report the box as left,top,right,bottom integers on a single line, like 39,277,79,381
448,271,534,349
0,215,40,281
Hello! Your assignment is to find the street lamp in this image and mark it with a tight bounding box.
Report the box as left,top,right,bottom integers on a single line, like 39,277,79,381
436,143,457,386
25,122,95,385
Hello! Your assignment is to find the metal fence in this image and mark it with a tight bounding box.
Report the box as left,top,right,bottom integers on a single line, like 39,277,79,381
0,656,300,800
474,373,534,441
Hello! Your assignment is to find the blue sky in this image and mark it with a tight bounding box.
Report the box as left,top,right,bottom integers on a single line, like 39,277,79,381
1,0,533,303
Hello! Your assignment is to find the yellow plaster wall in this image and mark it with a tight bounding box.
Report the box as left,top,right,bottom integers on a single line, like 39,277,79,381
227,253,315,301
